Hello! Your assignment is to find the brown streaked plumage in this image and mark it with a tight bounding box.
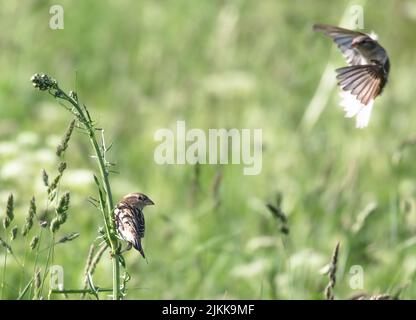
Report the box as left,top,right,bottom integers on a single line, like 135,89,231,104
114,192,154,259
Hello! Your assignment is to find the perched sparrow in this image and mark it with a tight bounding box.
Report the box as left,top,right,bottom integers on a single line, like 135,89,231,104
114,192,154,259
313,24,390,128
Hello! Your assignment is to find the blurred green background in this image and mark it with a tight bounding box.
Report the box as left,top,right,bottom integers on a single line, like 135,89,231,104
1,0,416,299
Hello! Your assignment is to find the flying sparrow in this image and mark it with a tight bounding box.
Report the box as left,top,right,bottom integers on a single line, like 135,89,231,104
114,192,154,259
313,24,390,128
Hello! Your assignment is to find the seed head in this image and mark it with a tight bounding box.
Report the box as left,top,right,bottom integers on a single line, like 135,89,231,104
33,268,42,300
50,218,60,233
0,237,12,254
57,120,76,157
58,162,67,174
57,232,79,244
3,193,14,229
22,197,36,236
10,226,18,241
42,169,49,187
56,192,70,217
31,73,57,91
30,235,40,250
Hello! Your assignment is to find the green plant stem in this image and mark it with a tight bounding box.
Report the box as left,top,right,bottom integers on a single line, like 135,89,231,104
52,288,113,294
58,90,120,300
88,131,121,299
40,233,54,297
47,240,55,300
1,250,7,299
30,228,44,298
18,235,29,295
17,279,33,300
32,229,44,270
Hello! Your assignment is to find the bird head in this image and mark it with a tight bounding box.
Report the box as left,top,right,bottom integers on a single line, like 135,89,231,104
351,35,375,49
122,192,155,209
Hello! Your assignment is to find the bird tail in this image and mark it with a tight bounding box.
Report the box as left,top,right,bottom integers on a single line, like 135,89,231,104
335,65,379,128
339,90,374,128
132,239,146,260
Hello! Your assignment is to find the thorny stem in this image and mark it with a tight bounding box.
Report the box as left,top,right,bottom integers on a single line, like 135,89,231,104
31,74,121,300
61,92,120,300
89,134,120,299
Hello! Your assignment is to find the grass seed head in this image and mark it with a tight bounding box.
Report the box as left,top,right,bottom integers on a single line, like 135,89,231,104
57,232,79,244
56,120,76,157
33,268,42,300
10,226,18,241
50,218,60,233
22,197,36,236
3,193,14,229
42,169,49,187
0,237,13,254
324,242,340,300
30,235,40,250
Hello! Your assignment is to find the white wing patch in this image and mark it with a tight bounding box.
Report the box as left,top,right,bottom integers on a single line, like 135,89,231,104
339,91,374,128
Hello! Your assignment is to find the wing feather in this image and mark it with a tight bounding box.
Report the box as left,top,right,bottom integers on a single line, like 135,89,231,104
313,24,370,65
335,65,385,105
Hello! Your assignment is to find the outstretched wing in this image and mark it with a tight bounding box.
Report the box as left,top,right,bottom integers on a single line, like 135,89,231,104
336,64,385,105
313,24,369,66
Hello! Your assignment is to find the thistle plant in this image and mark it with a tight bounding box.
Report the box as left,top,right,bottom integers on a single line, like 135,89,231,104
31,73,122,299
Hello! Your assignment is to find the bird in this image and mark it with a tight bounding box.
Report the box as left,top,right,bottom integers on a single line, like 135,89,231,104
114,192,154,259
313,23,390,128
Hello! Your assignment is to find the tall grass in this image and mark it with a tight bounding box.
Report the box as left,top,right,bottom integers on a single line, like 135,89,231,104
0,132,77,299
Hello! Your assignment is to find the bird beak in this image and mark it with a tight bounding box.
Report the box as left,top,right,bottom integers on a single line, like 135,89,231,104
146,198,155,206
